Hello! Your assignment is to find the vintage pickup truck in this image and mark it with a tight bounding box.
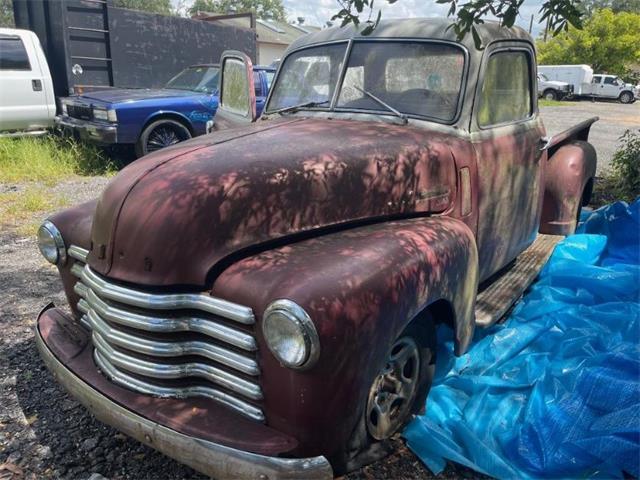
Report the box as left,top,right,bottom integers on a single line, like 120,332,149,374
35,18,597,479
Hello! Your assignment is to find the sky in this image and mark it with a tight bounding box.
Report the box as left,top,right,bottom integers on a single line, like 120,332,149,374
175,0,547,37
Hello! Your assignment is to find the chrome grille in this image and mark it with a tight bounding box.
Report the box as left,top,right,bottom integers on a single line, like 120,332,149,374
68,245,264,421
67,104,93,121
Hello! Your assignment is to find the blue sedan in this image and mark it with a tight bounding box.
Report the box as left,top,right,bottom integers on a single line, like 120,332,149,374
56,64,275,157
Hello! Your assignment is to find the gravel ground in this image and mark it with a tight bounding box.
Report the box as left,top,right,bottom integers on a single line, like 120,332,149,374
539,99,640,174
2,100,633,479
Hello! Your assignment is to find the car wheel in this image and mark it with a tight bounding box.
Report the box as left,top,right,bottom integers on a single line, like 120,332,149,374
619,91,634,104
135,119,191,158
543,89,558,101
335,318,436,474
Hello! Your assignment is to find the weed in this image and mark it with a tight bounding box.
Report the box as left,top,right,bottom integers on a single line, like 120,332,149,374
0,135,115,184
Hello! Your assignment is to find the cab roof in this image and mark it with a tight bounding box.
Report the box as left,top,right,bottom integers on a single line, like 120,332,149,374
288,17,532,53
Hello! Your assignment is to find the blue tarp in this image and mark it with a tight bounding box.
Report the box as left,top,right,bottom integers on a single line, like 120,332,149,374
404,200,640,479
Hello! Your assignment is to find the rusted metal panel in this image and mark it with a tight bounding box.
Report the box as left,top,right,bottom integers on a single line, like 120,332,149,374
87,118,461,286
212,215,478,459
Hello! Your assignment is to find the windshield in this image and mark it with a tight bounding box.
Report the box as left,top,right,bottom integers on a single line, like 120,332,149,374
266,41,466,123
165,66,220,94
538,73,549,81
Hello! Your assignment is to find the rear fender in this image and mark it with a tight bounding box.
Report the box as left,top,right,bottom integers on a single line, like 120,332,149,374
212,216,478,457
540,140,597,235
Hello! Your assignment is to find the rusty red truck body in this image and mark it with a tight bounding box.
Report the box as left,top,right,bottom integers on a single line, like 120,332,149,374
35,19,597,479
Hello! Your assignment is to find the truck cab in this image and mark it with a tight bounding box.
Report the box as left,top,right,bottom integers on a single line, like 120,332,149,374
0,28,55,135
587,74,637,103
34,18,597,480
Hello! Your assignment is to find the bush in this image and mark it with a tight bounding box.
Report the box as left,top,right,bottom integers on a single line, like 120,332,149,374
592,129,640,206
0,135,115,184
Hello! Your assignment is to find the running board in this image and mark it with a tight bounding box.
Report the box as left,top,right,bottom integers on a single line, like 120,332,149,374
475,234,563,327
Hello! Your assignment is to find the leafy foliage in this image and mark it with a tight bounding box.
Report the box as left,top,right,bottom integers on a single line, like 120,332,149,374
188,0,286,20
113,0,173,15
580,0,640,15
0,0,14,27
610,129,640,203
537,9,640,76
331,0,584,47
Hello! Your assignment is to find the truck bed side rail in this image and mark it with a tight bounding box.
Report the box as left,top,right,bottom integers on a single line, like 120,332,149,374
547,116,599,157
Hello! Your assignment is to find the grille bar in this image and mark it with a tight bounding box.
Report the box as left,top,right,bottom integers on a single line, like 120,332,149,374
80,265,255,324
67,245,264,422
93,349,265,421
73,282,257,351
83,303,259,376
92,331,263,400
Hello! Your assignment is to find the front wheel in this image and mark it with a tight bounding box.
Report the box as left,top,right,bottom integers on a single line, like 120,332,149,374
543,89,558,101
619,91,634,104
335,319,436,474
135,119,192,158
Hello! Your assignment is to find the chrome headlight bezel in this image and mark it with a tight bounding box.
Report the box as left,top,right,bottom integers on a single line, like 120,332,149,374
262,299,320,370
37,220,66,266
92,107,109,121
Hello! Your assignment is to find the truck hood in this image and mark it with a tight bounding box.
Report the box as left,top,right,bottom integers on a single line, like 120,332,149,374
88,117,458,286
74,88,209,105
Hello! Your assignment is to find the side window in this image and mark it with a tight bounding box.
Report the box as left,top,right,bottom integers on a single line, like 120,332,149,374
591,76,602,84
603,76,615,85
0,35,31,70
254,72,263,97
478,50,532,127
264,71,274,90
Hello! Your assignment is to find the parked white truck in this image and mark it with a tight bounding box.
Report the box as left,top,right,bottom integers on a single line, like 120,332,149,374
537,73,573,101
539,64,638,104
0,28,56,136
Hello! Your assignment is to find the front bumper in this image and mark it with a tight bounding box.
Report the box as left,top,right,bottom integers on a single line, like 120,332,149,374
55,115,117,145
35,306,333,480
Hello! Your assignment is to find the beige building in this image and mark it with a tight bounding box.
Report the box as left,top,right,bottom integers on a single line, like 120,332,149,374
193,12,320,66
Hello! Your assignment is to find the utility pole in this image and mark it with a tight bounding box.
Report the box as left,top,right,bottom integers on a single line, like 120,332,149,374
528,14,534,34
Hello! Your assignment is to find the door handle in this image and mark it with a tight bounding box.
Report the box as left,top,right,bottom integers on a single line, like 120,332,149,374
539,136,552,151
32,79,42,91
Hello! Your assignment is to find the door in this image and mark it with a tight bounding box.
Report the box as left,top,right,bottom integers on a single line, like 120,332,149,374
0,33,49,131
588,75,602,96
212,50,257,132
601,76,621,98
471,44,546,281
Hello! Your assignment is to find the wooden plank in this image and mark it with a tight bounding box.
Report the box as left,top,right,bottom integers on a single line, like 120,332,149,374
475,234,563,327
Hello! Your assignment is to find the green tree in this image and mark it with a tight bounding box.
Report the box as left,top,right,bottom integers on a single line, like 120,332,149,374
0,0,14,28
188,0,286,20
537,9,640,76
113,0,174,15
332,0,584,47
581,0,640,15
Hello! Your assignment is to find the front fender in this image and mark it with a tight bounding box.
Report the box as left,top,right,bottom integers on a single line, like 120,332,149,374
212,216,478,459
540,140,597,235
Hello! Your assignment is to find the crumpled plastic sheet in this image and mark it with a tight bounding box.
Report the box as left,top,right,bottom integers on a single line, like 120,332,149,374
404,200,640,479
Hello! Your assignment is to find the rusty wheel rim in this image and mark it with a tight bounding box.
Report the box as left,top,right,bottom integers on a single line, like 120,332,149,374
366,336,420,440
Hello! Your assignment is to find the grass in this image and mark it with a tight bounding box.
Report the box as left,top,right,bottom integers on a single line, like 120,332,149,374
0,135,116,185
0,134,115,237
539,99,574,107
0,187,71,237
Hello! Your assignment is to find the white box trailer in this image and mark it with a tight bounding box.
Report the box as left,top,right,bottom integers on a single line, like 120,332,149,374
539,64,638,103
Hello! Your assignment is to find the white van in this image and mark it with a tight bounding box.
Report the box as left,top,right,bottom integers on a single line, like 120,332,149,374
539,64,638,103
0,28,56,135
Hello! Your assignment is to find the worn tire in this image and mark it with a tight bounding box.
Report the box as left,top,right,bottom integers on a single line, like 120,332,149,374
619,91,634,104
333,316,437,474
543,89,558,101
135,119,191,158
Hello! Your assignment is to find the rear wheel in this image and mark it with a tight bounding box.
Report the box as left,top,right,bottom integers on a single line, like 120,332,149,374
135,119,191,158
619,91,634,104
335,318,436,474
543,89,558,101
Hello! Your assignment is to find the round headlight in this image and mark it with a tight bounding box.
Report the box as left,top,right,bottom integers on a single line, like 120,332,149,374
262,299,320,369
37,220,66,265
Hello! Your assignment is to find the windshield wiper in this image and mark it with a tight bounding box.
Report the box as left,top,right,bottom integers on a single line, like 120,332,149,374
270,100,329,115
353,86,408,124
